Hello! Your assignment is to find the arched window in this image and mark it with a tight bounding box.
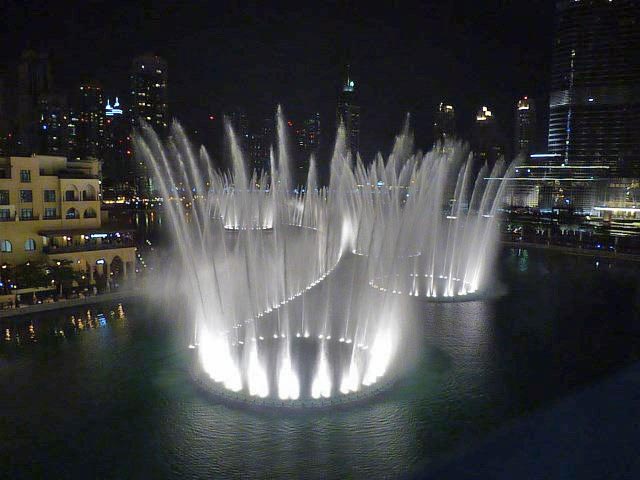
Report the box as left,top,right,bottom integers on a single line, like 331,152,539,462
66,208,79,219
82,184,97,201
0,240,12,252
64,184,80,202
83,208,97,219
24,238,36,251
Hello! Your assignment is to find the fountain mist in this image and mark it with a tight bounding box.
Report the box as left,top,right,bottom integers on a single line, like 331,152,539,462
136,108,513,406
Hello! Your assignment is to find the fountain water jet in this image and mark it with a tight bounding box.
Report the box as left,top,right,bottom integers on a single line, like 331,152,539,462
136,108,514,408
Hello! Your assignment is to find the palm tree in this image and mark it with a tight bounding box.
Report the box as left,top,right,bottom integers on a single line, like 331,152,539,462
0,263,15,295
15,261,49,289
47,260,81,296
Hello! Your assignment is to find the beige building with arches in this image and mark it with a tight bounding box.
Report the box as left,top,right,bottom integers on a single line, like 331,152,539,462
0,155,136,287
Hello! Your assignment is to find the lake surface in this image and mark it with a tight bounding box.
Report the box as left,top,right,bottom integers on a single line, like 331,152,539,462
2,248,639,478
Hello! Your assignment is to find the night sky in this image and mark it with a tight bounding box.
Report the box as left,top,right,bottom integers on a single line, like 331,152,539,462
2,0,555,161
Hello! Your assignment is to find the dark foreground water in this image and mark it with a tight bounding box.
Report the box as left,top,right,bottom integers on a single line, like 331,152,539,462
1,248,640,479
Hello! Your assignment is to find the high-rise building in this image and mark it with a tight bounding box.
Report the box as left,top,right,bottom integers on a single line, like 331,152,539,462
258,116,275,173
227,108,249,148
0,76,8,155
130,54,168,197
16,50,52,154
130,55,168,132
433,102,455,145
471,106,505,167
303,113,321,153
247,117,275,175
337,68,360,156
38,93,71,157
292,113,321,185
548,0,640,177
75,83,105,160
103,96,134,199
295,114,320,157
248,133,264,174
514,96,537,156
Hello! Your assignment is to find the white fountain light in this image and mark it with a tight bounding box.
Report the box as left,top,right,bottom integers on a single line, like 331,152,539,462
278,355,300,400
137,109,512,405
247,344,269,398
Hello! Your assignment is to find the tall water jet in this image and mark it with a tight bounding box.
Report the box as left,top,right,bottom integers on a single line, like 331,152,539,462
136,109,514,407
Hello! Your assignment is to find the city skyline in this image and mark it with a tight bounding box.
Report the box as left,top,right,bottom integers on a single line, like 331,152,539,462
2,3,640,477
0,1,554,160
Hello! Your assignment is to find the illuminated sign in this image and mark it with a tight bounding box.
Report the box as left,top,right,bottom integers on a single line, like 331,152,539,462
105,97,123,117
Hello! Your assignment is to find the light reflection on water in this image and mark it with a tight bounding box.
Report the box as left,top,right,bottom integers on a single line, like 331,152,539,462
1,249,640,478
1,303,127,348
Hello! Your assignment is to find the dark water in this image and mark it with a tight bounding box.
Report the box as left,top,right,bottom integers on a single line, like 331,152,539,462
1,249,639,479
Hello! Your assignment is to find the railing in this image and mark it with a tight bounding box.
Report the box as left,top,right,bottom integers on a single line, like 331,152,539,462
63,197,98,202
0,216,15,222
43,240,136,254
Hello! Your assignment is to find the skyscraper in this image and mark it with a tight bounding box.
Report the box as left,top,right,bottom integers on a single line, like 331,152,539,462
548,0,640,177
433,102,455,145
227,108,249,148
303,112,321,153
75,83,105,159
103,96,133,199
38,93,70,156
514,96,537,156
337,68,360,156
471,106,505,166
260,116,275,172
130,54,168,197
0,76,8,155
291,113,321,185
16,50,52,154
246,117,275,175
130,55,168,132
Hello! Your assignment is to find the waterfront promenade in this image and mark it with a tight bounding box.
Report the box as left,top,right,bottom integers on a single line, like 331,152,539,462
0,289,141,319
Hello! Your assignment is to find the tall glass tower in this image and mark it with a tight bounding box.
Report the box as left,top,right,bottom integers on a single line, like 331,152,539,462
548,0,640,177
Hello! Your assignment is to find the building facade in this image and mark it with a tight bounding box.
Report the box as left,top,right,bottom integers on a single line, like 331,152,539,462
130,55,168,198
433,102,455,145
16,50,52,155
249,117,274,173
37,93,71,157
75,83,105,160
503,153,610,214
514,96,537,156
548,0,640,177
0,155,136,289
471,106,505,167
103,97,134,200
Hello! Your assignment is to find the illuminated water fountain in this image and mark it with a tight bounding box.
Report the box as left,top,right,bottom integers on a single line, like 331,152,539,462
136,109,512,407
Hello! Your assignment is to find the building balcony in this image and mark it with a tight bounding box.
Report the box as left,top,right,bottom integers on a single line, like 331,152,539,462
0,215,15,222
42,239,136,254
64,197,98,202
